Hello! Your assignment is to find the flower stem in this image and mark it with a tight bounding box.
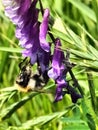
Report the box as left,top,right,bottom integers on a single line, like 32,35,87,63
64,50,84,96
68,69,84,96
38,0,44,15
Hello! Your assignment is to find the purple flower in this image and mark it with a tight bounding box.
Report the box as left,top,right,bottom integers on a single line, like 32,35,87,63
48,38,65,79
15,1,39,48
47,38,68,102
54,78,82,103
48,38,82,103
54,78,67,102
3,0,39,52
3,0,51,75
3,0,82,103
3,0,32,25
39,9,50,52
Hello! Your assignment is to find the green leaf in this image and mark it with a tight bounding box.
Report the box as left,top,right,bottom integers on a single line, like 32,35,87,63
86,113,96,130
81,99,97,130
0,92,39,120
0,87,17,92
78,24,98,45
65,27,85,50
63,124,90,130
0,47,22,53
70,49,95,61
16,111,68,129
61,117,85,124
68,0,96,22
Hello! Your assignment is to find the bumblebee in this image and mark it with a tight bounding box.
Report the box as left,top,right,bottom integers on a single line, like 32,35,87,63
15,58,45,92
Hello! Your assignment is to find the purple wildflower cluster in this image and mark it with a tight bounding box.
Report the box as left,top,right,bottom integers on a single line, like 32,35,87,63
3,0,82,103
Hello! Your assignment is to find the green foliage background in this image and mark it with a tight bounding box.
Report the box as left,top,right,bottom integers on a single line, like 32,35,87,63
0,0,98,130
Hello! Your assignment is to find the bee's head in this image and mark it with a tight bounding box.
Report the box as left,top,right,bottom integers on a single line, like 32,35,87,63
16,65,31,86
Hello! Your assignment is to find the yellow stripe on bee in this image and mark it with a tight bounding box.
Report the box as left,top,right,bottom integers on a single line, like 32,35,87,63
15,83,32,92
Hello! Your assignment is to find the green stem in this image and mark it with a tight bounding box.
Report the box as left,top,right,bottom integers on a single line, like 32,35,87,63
87,73,97,114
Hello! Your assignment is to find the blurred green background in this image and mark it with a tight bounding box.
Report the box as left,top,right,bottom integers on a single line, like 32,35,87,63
0,0,98,130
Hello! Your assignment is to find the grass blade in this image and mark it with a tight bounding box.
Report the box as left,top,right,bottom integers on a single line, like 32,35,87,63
0,92,39,120
68,0,96,22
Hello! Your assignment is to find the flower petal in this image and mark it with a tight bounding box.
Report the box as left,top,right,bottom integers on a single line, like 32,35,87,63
38,50,50,74
39,9,50,52
3,0,32,25
48,38,65,79
54,78,67,102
